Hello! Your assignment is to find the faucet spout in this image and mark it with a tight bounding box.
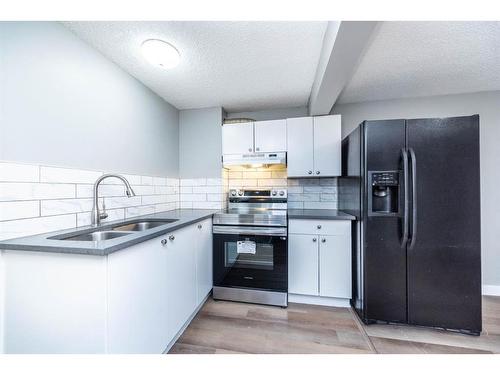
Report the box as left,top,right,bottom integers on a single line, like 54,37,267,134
91,174,136,226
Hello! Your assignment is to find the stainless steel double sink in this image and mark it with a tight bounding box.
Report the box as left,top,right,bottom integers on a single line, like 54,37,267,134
51,219,178,242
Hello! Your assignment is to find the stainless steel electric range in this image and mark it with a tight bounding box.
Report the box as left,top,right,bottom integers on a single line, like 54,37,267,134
212,188,288,307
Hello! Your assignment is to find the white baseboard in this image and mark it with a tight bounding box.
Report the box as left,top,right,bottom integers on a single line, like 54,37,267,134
288,293,350,308
482,285,500,296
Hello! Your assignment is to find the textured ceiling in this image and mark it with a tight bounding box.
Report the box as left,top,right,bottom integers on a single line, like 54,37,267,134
63,21,327,112
338,21,500,104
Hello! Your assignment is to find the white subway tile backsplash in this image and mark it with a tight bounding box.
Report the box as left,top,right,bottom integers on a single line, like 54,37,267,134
242,171,272,179
0,161,180,241
125,205,155,218
76,184,125,199
180,194,206,202
0,183,75,201
76,208,125,227
0,214,76,241
206,178,223,186
0,201,40,221
153,177,167,186
192,186,222,194
141,176,153,185
207,194,223,202
105,196,143,209
40,166,102,184
40,198,93,216
0,162,40,182
180,186,193,194
180,201,193,209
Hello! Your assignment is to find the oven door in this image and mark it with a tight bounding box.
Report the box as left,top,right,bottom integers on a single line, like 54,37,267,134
213,226,288,292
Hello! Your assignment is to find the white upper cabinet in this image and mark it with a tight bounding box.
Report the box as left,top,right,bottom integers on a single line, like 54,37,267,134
254,120,287,152
222,122,254,154
313,115,341,177
286,115,341,177
286,117,314,177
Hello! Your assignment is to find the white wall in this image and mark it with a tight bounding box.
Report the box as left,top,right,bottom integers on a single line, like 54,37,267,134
332,90,500,287
179,107,223,179
0,22,179,177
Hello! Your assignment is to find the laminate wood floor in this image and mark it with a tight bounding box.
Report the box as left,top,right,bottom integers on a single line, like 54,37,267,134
168,296,500,354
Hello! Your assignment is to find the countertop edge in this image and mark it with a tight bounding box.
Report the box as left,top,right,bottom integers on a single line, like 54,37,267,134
0,210,217,256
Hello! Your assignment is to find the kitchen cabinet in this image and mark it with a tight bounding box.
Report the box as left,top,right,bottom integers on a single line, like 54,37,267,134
254,119,287,152
107,236,169,354
1,217,213,354
195,218,213,305
286,115,341,177
288,219,351,301
313,115,341,177
286,117,314,177
288,234,319,295
222,120,286,154
222,122,254,154
319,235,351,298
165,224,198,342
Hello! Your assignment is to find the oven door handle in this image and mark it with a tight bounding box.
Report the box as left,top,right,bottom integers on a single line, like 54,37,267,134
212,225,287,237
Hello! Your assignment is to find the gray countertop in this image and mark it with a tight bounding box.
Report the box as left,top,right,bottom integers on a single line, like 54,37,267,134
287,209,356,221
0,209,219,256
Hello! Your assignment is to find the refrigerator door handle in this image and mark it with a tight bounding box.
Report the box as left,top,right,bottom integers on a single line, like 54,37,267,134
408,148,418,250
401,148,409,248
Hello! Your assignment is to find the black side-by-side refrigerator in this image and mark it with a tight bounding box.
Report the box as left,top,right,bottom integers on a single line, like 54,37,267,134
339,115,481,335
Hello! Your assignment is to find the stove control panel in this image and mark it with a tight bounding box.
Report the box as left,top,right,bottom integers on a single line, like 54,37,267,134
228,189,287,199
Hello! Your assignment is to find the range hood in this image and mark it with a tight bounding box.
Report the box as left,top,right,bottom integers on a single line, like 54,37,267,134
223,152,286,168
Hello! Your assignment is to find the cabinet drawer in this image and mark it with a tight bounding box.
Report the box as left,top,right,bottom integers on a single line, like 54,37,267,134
288,219,350,236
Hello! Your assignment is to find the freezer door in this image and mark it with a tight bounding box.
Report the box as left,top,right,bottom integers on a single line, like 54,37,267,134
363,120,408,323
406,115,481,333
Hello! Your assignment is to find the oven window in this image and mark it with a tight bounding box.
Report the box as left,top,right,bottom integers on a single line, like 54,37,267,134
224,241,274,270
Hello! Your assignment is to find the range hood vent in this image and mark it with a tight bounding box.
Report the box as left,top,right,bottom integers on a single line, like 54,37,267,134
223,152,286,168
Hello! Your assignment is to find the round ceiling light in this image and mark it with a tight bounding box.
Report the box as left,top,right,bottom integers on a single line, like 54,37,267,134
141,39,180,69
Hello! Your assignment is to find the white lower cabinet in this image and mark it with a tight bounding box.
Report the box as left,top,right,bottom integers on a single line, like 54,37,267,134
165,224,198,343
1,218,213,354
288,219,352,304
318,235,351,299
107,236,169,354
288,234,319,295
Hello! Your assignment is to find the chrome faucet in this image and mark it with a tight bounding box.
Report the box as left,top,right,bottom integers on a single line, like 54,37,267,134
91,174,136,226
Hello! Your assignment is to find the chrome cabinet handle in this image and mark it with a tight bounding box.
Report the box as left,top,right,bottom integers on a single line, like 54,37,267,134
168,235,175,241
308,170,312,175
248,148,252,152
161,239,167,246
256,147,260,151
312,238,317,242
197,224,202,229
317,225,322,229
321,238,326,243
316,171,320,175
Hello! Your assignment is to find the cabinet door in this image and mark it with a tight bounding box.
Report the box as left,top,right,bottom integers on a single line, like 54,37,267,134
195,218,213,305
313,115,341,177
288,234,319,295
319,235,351,298
254,119,287,152
222,122,254,154
107,237,168,353
166,224,197,342
287,117,314,177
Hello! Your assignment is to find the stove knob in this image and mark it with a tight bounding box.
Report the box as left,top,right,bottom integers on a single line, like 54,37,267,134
279,191,285,196
231,190,237,196
272,191,277,196
238,190,243,196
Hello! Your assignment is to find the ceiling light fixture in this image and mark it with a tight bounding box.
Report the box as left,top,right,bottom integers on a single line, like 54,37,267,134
141,39,180,69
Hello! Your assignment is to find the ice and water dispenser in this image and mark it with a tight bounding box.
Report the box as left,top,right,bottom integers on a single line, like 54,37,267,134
368,171,400,216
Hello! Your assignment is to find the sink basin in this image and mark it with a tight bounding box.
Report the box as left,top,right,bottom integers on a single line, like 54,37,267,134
60,230,132,242
111,220,177,232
